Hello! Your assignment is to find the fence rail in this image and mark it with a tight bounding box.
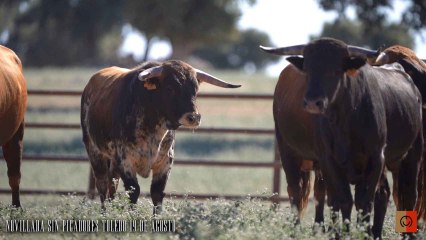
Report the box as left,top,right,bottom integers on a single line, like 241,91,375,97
0,90,283,203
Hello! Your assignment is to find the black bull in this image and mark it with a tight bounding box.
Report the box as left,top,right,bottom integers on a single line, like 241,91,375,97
262,38,426,239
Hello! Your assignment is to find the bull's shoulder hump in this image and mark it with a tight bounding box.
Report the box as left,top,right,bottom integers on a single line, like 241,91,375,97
87,67,131,87
95,66,131,79
83,66,132,100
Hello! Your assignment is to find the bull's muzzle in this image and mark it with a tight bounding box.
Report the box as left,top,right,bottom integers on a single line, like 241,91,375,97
303,98,328,114
179,112,201,128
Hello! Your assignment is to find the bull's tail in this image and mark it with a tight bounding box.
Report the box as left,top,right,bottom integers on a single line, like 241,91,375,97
415,152,426,222
299,171,312,217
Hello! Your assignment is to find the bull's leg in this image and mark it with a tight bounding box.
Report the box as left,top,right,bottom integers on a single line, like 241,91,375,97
90,158,109,209
87,170,96,199
314,169,326,228
120,170,140,204
277,142,309,223
391,170,399,208
372,172,390,239
107,161,120,200
354,148,386,238
398,133,422,211
397,133,422,239
320,156,352,237
151,131,175,215
337,180,353,235
2,122,24,208
151,167,171,215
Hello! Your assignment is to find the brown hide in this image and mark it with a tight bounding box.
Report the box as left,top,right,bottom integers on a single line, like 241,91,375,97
0,45,27,145
379,45,426,70
82,66,129,146
82,60,241,212
273,64,325,222
273,64,316,159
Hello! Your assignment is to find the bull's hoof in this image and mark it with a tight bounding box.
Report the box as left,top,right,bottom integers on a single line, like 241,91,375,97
312,222,326,235
11,203,21,209
87,191,96,200
153,205,163,216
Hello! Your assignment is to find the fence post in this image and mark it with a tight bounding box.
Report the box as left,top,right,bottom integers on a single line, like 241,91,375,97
272,139,281,204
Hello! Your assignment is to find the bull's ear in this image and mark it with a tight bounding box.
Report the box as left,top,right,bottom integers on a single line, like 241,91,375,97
286,56,304,71
344,57,366,70
138,66,163,90
141,79,159,90
344,57,366,77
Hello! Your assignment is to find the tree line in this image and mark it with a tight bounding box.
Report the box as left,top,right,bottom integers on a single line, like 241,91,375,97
0,0,425,69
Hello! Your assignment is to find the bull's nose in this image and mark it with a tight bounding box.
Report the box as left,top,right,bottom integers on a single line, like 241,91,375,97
303,98,327,114
187,113,201,125
179,112,201,128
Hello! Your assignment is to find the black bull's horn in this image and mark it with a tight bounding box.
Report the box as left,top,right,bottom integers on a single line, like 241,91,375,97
260,44,379,58
259,44,306,56
138,66,241,88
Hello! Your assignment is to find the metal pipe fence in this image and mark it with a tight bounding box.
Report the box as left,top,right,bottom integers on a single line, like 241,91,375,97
0,90,283,203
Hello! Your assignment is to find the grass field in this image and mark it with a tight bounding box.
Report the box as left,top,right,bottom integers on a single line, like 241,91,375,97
0,67,424,239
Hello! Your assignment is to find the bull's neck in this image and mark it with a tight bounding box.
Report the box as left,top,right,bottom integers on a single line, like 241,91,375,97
131,82,165,132
325,73,364,125
112,76,165,140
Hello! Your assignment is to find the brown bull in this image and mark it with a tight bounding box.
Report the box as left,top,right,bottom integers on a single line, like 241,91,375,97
81,60,240,212
374,45,426,221
0,45,27,207
273,64,326,225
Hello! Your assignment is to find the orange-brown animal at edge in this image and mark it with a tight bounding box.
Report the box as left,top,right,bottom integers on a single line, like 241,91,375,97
273,64,326,225
0,45,27,207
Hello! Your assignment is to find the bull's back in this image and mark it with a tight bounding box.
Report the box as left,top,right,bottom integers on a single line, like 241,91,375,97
0,46,27,145
273,64,317,159
81,67,130,148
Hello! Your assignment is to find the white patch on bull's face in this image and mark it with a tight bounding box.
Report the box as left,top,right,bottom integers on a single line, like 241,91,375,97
178,112,201,128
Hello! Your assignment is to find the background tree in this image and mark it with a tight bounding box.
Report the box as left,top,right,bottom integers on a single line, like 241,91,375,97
124,0,255,61
0,0,21,43
193,28,277,71
2,0,278,70
317,0,426,34
6,0,124,66
312,17,414,49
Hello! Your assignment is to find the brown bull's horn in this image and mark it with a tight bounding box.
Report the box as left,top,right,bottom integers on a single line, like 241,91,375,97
138,66,164,81
374,52,390,65
347,45,379,58
259,45,305,56
195,69,241,88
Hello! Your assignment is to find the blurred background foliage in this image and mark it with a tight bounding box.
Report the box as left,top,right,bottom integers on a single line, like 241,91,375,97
0,0,425,69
